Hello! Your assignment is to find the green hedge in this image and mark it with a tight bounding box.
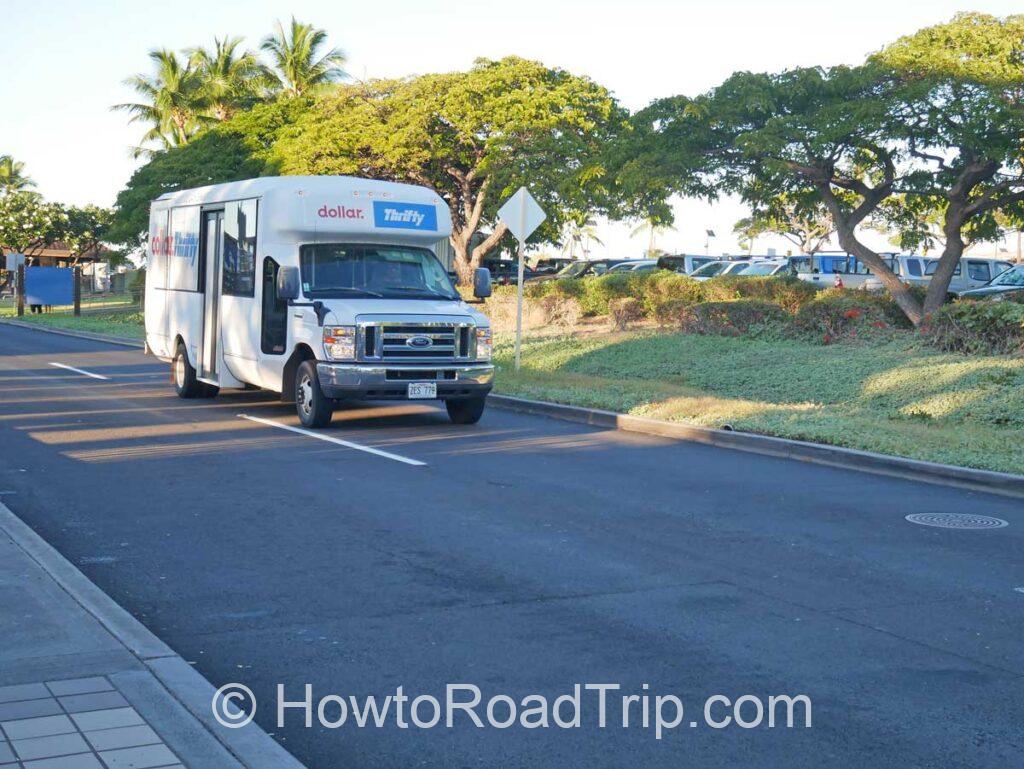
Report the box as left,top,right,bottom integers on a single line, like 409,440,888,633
923,301,1024,355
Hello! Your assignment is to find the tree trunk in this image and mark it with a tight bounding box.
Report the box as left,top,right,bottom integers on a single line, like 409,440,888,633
922,206,967,316
834,224,924,326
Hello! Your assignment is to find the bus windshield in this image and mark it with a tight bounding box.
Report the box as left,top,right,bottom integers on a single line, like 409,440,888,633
299,244,458,300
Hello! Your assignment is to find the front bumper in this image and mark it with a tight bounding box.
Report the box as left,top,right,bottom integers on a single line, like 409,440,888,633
316,362,494,400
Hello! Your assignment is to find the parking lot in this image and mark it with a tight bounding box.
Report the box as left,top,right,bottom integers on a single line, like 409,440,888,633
1,323,1022,768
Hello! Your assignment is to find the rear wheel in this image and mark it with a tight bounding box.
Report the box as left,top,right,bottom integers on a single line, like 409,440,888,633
446,397,486,425
173,345,202,399
295,360,333,428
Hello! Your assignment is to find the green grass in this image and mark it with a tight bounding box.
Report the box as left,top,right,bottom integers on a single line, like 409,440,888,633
6,310,146,339
493,331,1024,475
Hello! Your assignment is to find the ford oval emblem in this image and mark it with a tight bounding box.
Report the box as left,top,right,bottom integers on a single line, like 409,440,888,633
407,335,433,349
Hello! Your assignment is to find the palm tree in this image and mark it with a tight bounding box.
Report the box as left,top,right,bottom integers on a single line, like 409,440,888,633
261,18,347,97
114,49,210,157
562,218,603,259
0,155,34,194
630,217,674,257
187,37,264,121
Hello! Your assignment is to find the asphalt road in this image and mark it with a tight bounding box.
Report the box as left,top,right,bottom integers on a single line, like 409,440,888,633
0,322,1022,768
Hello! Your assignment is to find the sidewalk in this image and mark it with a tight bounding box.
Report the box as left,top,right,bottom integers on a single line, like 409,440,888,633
0,502,304,769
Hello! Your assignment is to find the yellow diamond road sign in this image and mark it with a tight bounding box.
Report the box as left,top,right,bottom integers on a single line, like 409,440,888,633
497,187,546,242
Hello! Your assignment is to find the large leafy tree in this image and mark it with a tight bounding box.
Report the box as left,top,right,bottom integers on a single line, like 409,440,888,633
627,26,1024,326
115,49,210,157
870,13,1024,313
187,36,265,121
0,192,69,256
260,18,346,97
0,155,34,195
272,57,628,278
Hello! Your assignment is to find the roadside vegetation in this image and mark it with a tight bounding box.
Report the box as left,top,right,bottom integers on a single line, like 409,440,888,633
6,310,145,339
492,330,1024,475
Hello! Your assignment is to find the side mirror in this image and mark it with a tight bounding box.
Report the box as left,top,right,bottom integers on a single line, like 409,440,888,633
277,266,300,301
473,268,492,299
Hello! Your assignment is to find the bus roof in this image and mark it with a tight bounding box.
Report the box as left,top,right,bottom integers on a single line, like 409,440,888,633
152,175,452,243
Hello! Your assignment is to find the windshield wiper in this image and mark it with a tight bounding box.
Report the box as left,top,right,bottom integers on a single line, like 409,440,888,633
313,287,384,298
390,286,458,300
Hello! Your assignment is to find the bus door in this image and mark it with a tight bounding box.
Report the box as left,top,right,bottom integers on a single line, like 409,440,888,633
200,209,224,379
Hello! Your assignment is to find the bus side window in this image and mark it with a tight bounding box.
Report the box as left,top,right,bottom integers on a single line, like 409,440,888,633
907,259,921,277
261,258,288,355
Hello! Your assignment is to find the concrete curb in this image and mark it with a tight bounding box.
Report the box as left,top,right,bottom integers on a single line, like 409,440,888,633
0,318,144,348
488,394,1024,499
0,500,305,769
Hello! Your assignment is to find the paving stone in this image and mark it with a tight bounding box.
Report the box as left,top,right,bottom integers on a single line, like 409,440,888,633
57,692,127,714
22,753,103,769
0,701,61,723
98,744,178,769
68,709,143,733
12,733,90,761
82,725,159,752
44,679,113,698
0,715,75,741
0,685,49,705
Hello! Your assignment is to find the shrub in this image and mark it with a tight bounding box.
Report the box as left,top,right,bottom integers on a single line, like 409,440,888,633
714,275,819,313
637,271,705,314
922,300,1024,355
536,294,582,328
609,297,644,331
672,300,788,336
526,277,584,302
790,291,893,344
578,273,639,315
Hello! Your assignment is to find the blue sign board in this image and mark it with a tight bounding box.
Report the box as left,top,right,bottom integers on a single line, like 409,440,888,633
24,267,74,307
372,201,438,231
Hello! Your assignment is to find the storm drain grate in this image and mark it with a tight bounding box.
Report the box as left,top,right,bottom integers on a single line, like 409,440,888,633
905,513,1009,530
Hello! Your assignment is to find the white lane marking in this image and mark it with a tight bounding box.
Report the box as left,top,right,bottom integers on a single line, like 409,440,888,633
238,414,426,467
49,362,110,380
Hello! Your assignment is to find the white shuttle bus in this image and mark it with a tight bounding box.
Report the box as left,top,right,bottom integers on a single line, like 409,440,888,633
145,176,494,428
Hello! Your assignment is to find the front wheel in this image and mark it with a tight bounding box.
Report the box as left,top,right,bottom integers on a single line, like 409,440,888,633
446,397,486,425
295,360,334,428
173,345,202,399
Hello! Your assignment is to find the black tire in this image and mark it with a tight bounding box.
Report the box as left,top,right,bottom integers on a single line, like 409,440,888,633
446,397,486,425
295,360,333,428
172,345,203,399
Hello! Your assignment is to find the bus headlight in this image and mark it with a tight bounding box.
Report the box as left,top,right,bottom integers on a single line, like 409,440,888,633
323,326,356,361
476,327,492,361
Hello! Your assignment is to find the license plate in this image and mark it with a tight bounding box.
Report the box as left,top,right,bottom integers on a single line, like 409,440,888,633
407,382,437,399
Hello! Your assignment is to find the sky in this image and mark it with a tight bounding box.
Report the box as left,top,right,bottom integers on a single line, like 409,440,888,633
2,0,1022,258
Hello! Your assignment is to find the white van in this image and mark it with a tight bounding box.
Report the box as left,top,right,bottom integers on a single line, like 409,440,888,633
145,176,494,428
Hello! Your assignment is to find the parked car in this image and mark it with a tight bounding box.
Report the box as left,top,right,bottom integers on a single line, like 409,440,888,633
958,263,1024,300
736,258,791,277
532,258,630,282
608,259,660,274
484,260,538,285
656,254,720,275
690,259,752,281
918,257,1015,296
532,257,573,275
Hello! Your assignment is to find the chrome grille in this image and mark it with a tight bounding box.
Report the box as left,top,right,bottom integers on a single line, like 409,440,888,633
358,318,474,362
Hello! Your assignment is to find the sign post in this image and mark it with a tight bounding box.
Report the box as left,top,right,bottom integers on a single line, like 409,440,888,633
15,265,24,317
497,187,546,372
